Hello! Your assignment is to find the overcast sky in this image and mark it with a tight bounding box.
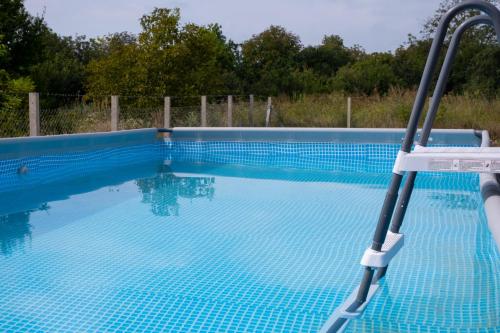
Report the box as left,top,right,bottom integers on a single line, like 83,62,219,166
24,0,441,52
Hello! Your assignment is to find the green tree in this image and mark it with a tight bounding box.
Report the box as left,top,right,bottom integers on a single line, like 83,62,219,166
333,53,399,95
394,35,432,89
422,0,500,41
86,33,142,96
0,0,48,74
0,35,34,137
298,35,356,77
86,8,238,97
241,25,302,96
462,45,500,96
395,0,500,96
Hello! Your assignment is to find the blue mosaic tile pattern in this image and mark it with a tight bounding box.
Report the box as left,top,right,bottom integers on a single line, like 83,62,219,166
0,141,498,332
167,141,401,173
0,143,164,193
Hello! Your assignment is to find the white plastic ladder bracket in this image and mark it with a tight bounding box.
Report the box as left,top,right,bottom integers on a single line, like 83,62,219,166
399,146,500,173
392,150,408,175
319,284,380,333
360,231,404,268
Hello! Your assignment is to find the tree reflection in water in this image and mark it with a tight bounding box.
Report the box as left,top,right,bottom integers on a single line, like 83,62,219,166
136,164,215,216
0,165,215,255
0,203,49,256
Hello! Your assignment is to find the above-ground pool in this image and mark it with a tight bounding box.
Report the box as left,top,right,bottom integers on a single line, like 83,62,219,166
0,128,498,332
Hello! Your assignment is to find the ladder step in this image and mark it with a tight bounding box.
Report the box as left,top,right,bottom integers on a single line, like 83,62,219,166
360,231,404,268
319,284,380,333
399,146,500,173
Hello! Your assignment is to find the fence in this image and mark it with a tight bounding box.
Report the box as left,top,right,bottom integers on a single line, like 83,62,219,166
3,91,498,141
0,92,361,138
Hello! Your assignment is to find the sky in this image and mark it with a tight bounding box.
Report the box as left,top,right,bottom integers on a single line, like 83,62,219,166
24,0,442,52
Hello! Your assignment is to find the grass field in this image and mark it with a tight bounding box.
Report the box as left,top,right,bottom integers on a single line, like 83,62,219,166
1,90,499,144
273,90,500,143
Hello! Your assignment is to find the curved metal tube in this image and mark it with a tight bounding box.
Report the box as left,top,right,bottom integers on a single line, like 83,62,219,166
401,0,500,153
390,15,494,236
420,14,494,144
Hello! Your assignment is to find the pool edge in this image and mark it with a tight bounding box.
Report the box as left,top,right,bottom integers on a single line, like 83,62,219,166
479,130,500,251
0,128,161,159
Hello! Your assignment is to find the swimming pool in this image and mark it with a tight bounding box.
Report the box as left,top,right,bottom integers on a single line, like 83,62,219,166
0,128,498,332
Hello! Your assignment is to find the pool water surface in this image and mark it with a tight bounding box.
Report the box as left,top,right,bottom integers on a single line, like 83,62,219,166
0,142,498,332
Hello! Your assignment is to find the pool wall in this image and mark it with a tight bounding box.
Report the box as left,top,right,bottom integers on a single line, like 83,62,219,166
0,128,162,159
0,127,482,158
168,127,481,145
0,127,498,248
479,130,500,250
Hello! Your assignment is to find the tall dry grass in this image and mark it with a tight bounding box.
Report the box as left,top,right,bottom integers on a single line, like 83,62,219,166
273,89,500,143
14,90,498,144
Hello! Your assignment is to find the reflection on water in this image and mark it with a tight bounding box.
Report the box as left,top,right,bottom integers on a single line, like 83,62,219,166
0,204,49,256
136,164,215,216
0,164,215,256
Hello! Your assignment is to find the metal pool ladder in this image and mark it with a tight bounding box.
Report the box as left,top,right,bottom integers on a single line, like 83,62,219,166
320,1,500,332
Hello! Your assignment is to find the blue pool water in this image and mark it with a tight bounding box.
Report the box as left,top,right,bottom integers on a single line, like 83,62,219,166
0,142,498,332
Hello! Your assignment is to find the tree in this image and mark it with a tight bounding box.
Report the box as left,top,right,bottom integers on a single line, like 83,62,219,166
0,35,34,137
298,35,355,77
240,26,302,96
463,45,500,96
333,53,399,95
395,0,500,96
422,0,500,41
86,33,142,96
86,8,239,97
0,0,48,74
394,35,433,89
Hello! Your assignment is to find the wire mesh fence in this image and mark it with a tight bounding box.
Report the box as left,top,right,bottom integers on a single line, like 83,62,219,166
119,96,163,130
0,92,338,138
0,93,29,138
2,91,498,142
272,94,348,128
204,95,270,127
0,92,364,138
40,94,111,135
206,96,227,127
170,96,202,127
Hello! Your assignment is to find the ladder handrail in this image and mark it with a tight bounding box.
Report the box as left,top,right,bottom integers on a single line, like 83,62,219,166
390,14,494,235
373,1,500,256
419,14,494,145
400,0,500,154
323,2,500,332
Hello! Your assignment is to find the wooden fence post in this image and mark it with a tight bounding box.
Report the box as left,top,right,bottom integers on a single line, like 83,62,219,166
227,95,233,127
29,92,40,136
111,95,119,131
265,97,272,127
164,96,171,128
347,96,352,128
249,94,254,126
201,95,207,127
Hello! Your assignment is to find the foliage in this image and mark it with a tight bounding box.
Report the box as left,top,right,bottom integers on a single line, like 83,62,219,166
0,0,48,74
240,25,302,96
298,35,359,77
422,0,500,40
0,34,34,137
86,8,237,98
1,0,500,138
332,53,399,95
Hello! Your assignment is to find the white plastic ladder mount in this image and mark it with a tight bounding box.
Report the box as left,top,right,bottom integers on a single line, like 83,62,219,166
394,146,500,173
360,231,404,268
